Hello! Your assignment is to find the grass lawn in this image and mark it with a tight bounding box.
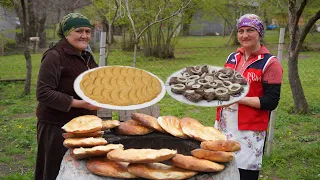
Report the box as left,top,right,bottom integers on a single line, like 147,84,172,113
0,31,320,179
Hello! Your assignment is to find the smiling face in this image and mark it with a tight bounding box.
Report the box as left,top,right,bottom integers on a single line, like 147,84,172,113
66,27,91,52
237,26,261,50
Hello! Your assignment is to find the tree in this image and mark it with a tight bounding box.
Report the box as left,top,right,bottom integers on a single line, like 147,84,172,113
287,0,320,113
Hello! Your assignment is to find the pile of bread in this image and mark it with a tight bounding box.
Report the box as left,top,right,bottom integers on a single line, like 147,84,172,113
61,114,241,179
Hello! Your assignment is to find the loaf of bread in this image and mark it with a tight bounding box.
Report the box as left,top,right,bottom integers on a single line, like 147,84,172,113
86,157,137,178
107,148,177,163
101,120,120,130
62,131,104,139
131,113,166,133
179,117,203,129
191,148,234,162
127,162,197,180
62,115,102,134
157,116,188,139
182,126,226,141
70,144,124,160
114,119,153,135
63,137,107,148
201,140,241,152
171,154,224,172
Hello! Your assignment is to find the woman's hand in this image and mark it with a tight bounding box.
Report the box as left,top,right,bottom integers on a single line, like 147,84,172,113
72,99,101,110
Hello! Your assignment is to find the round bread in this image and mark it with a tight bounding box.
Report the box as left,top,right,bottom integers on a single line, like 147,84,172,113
179,117,203,129
107,148,177,163
70,144,124,160
157,116,188,139
101,120,120,130
131,113,166,133
63,137,107,148
182,126,226,141
62,115,102,134
191,148,234,162
127,163,197,180
86,157,137,178
171,154,224,172
201,140,241,152
114,119,153,135
62,131,104,139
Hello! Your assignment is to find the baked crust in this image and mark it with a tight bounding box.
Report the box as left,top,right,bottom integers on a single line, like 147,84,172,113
86,157,137,178
179,117,203,129
182,126,226,141
62,115,102,134
107,148,177,163
157,116,188,139
63,137,107,148
114,119,153,135
171,154,225,172
62,131,104,139
201,140,241,152
70,144,124,160
127,162,197,180
131,113,166,133
191,148,234,162
101,120,120,130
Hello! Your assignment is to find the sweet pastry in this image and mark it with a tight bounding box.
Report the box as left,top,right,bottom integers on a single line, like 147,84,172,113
101,120,120,130
182,126,226,141
62,115,102,134
201,140,241,152
114,119,154,135
171,154,225,172
191,149,234,162
86,157,137,178
80,66,162,106
157,116,188,139
131,113,166,133
107,148,177,163
63,137,107,148
70,144,124,160
62,131,104,139
127,162,197,180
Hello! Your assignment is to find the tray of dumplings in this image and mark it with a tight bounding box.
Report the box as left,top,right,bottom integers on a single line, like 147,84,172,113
165,65,249,107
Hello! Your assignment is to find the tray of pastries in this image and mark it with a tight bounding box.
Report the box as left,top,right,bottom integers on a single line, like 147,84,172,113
165,65,249,107
74,66,166,110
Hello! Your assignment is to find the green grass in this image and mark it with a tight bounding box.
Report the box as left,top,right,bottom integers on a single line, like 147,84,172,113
1,32,320,179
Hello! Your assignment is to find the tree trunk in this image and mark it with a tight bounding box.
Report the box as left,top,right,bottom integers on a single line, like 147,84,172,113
39,13,47,48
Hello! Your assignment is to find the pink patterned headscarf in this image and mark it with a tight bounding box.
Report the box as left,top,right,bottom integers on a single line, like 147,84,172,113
237,14,264,37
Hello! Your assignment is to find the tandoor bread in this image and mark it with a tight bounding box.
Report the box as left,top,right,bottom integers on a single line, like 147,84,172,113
114,119,153,135
70,144,124,160
157,116,188,139
127,162,197,180
179,117,204,129
101,120,120,130
86,157,137,178
62,115,102,134
131,113,166,133
79,66,162,106
201,140,241,152
171,154,225,172
182,126,226,141
62,131,104,139
63,137,107,148
191,149,234,163
107,148,177,163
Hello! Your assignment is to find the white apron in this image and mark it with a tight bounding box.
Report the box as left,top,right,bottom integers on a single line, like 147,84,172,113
214,103,266,170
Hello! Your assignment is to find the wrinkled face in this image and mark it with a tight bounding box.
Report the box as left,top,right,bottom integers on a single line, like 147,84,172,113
237,26,261,49
66,27,91,51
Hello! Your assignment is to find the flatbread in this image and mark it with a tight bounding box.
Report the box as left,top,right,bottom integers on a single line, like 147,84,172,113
86,157,137,178
171,154,225,172
179,117,203,129
182,126,226,141
127,163,197,180
157,116,188,139
101,120,120,130
114,119,153,135
63,137,107,148
107,148,177,163
70,144,124,160
131,113,166,133
201,140,241,152
191,148,234,162
62,115,102,134
62,131,104,139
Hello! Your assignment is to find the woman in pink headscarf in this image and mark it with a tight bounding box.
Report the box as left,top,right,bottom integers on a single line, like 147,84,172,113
215,14,283,180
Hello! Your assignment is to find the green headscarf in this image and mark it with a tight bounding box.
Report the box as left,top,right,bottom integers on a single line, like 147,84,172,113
57,13,92,38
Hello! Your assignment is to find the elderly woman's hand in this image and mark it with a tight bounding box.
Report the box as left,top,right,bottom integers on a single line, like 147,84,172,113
72,99,101,110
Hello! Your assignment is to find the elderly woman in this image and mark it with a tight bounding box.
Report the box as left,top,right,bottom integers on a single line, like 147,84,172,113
35,13,100,180
215,14,283,180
